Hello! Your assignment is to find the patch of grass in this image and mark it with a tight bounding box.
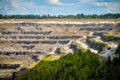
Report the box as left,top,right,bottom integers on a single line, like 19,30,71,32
104,33,120,38
91,39,108,46
43,55,60,61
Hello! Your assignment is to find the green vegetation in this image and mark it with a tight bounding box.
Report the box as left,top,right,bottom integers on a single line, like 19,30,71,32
16,44,120,80
90,39,108,52
0,13,120,19
96,43,120,80
102,33,120,42
43,55,60,61
72,42,89,52
91,39,108,46
104,34,120,38
16,49,100,80
115,43,120,56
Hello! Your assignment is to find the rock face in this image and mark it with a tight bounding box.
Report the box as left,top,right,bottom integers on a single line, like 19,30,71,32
0,64,20,69
0,21,116,54
69,43,78,52
111,23,120,34
0,20,119,79
55,47,65,54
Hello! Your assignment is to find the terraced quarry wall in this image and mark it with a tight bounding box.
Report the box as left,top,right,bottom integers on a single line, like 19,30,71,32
0,20,117,53
0,19,119,79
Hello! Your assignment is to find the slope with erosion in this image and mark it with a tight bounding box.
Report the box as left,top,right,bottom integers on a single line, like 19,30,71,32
0,19,119,79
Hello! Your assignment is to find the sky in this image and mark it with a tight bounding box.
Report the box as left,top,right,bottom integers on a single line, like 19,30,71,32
0,0,120,15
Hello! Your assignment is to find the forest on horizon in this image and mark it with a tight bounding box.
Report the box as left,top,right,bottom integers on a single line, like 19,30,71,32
0,13,120,19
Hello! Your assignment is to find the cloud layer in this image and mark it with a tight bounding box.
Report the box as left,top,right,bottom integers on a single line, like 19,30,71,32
80,0,120,13
0,0,120,15
49,0,62,4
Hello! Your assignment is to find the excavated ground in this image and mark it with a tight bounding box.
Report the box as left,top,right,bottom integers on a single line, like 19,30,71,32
0,19,119,79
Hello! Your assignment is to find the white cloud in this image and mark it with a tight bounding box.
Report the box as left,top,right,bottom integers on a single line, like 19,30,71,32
105,2,120,13
93,2,120,13
10,0,27,10
9,0,40,10
80,0,120,13
11,0,20,8
49,0,79,6
49,0,62,5
0,0,44,15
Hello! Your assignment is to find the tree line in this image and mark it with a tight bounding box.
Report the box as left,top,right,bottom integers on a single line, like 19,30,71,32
0,13,120,19
16,43,120,80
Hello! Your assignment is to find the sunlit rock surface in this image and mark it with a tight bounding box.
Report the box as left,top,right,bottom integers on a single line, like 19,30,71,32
0,19,119,79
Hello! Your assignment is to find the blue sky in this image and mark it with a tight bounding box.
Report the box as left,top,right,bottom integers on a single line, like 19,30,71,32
0,0,120,15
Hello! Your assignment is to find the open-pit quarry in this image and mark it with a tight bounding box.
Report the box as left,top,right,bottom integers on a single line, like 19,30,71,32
0,19,120,79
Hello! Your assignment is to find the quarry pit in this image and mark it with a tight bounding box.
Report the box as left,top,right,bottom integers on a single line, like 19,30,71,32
0,19,119,79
